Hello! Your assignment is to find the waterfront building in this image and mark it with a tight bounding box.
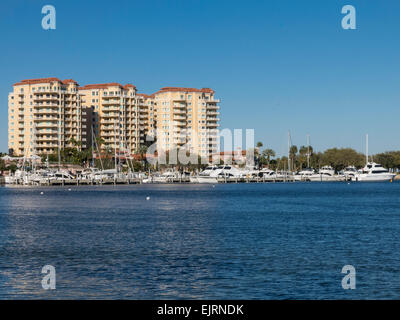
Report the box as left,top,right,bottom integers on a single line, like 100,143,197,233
8,78,90,157
152,87,220,159
137,93,157,145
79,83,142,154
8,79,220,160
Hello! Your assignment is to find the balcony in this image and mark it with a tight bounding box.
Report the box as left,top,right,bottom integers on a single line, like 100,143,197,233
206,111,220,116
173,109,186,115
207,123,219,127
36,122,58,128
33,94,59,101
206,104,219,110
173,115,186,121
34,103,59,108
102,100,121,105
101,112,119,118
206,98,220,103
36,136,58,142
36,129,58,134
34,110,59,116
207,117,220,121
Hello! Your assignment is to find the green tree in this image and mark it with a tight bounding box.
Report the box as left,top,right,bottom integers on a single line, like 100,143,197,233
261,148,275,167
289,145,298,171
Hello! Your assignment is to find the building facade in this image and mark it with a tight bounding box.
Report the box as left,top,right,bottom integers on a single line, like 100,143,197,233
79,83,141,155
153,87,220,159
8,79,220,160
8,78,90,157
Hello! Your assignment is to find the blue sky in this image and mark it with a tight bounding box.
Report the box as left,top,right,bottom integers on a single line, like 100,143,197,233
0,0,399,156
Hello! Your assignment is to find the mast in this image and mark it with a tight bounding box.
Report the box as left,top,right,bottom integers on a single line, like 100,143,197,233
93,126,104,171
58,120,61,170
288,131,291,173
91,125,95,168
114,119,118,172
366,133,369,165
307,134,310,168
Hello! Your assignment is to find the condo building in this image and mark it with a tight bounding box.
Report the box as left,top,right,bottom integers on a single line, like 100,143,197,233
137,94,157,144
152,87,220,158
79,83,142,154
8,79,220,160
8,78,90,157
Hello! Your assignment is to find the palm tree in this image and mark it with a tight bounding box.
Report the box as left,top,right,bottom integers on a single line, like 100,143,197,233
136,145,148,160
262,149,275,166
289,145,298,171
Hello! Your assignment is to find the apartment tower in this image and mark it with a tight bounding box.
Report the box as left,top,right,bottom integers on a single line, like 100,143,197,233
152,87,220,159
8,78,90,157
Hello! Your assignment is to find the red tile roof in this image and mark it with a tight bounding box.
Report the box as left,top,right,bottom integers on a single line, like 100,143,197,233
156,87,215,94
62,79,78,84
13,77,79,86
137,93,155,99
78,83,136,90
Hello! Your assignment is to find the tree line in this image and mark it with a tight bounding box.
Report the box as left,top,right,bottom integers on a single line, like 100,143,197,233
255,142,400,172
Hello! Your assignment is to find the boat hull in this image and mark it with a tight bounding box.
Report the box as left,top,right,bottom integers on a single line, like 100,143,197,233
352,174,396,182
196,176,218,184
308,175,343,182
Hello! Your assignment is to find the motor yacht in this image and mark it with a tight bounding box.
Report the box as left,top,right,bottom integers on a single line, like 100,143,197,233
354,162,396,182
294,168,315,181
309,166,341,181
342,166,358,181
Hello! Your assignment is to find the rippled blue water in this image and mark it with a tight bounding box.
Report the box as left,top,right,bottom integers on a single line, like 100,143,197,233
0,182,400,299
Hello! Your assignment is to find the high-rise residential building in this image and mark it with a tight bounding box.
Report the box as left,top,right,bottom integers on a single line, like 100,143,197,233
137,94,157,145
8,79,220,161
8,77,90,157
79,83,141,154
152,87,220,158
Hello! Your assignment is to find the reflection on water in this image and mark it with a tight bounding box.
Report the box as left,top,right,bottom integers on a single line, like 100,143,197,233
1,183,400,299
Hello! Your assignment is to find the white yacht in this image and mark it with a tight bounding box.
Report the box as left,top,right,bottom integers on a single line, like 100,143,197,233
190,166,217,183
342,166,358,181
354,162,396,182
195,165,242,183
196,166,221,184
294,168,315,181
309,166,341,181
5,169,28,185
258,168,276,179
217,165,243,178
152,170,179,183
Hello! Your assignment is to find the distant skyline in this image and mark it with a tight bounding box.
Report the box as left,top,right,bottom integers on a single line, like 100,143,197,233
1,0,399,156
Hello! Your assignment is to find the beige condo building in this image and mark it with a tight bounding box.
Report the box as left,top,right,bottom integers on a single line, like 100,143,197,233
137,93,157,145
79,83,158,154
8,79,220,161
152,87,220,158
8,78,91,157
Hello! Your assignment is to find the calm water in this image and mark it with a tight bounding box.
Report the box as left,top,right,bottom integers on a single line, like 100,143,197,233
0,182,400,299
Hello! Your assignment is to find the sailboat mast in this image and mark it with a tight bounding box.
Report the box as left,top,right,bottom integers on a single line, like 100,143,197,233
366,134,369,164
288,131,291,173
114,119,118,172
307,134,310,168
58,120,61,169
